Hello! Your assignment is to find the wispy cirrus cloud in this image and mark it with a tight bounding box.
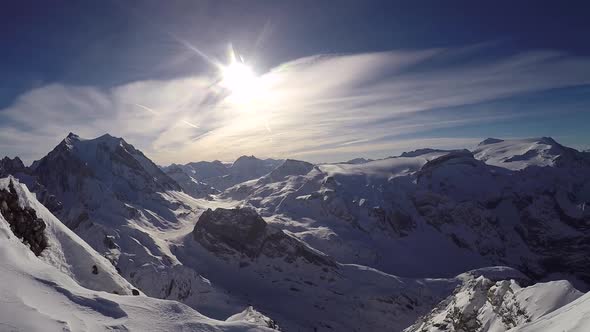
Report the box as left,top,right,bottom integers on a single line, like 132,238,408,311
1,47,589,164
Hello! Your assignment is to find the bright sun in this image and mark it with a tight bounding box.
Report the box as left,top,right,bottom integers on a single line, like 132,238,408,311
221,62,257,93
219,61,264,106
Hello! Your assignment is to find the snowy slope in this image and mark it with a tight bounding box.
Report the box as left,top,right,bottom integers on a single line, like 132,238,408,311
7,133,590,331
24,134,248,318
0,176,134,295
473,137,589,170
223,141,590,289
406,269,582,332
508,291,590,332
0,206,275,332
21,134,456,331
176,206,460,331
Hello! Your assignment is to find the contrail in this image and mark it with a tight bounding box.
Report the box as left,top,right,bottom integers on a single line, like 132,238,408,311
133,103,200,128
182,120,200,129
133,103,159,114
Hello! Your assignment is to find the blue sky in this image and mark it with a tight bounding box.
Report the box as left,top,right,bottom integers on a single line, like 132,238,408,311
1,0,589,164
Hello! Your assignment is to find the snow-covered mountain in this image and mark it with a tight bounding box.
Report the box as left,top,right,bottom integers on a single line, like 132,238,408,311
508,290,590,332
224,141,590,290
176,205,466,331
473,137,590,170
2,133,590,331
19,133,247,318
1,177,134,294
406,268,582,332
163,156,283,194
2,133,454,330
0,156,26,177
0,177,276,331
163,164,220,198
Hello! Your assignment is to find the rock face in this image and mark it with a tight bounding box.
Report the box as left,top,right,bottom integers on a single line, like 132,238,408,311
0,156,26,177
193,207,336,267
0,156,64,214
193,207,267,258
0,179,48,255
226,306,281,330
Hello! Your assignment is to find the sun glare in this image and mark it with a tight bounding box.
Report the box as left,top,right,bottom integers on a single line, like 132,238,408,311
221,62,256,93
220,60,264,105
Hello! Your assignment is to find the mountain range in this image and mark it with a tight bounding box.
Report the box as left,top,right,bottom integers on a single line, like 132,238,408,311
1,133,589,331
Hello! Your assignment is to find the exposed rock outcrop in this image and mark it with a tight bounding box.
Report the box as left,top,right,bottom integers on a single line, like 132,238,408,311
193,207,336,267
0,179,48,255
226,306,281,330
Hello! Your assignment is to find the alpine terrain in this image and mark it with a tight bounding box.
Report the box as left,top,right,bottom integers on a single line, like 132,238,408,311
1,134,590,331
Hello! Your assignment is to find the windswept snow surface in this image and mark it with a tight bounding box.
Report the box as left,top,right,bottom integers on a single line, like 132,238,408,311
0,177,133,295
0,179,273,332
508,291,590,332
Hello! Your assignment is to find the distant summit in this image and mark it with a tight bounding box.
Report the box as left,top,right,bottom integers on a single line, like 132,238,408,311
478,137,505,146
473,137,588,170
165,155,283,192
344,157,374,164
0,156,26,176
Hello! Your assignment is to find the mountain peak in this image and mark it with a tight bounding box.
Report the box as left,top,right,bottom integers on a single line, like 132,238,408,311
63,132,81,146
266,159,315,181
96,133,124,143
34,133,181,195
0,156,26,176
472,137,582,170
478,138,504,146
66,132,79,139
537,136,559,145
233,155,260,163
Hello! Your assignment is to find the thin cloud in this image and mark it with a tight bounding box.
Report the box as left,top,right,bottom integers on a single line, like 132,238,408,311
1,47,589,164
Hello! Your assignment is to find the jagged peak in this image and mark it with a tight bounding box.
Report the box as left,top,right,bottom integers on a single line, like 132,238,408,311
0,156,26,177
34,133,181,192
1,156,24,167
66,132,80,140
61,132,81,148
